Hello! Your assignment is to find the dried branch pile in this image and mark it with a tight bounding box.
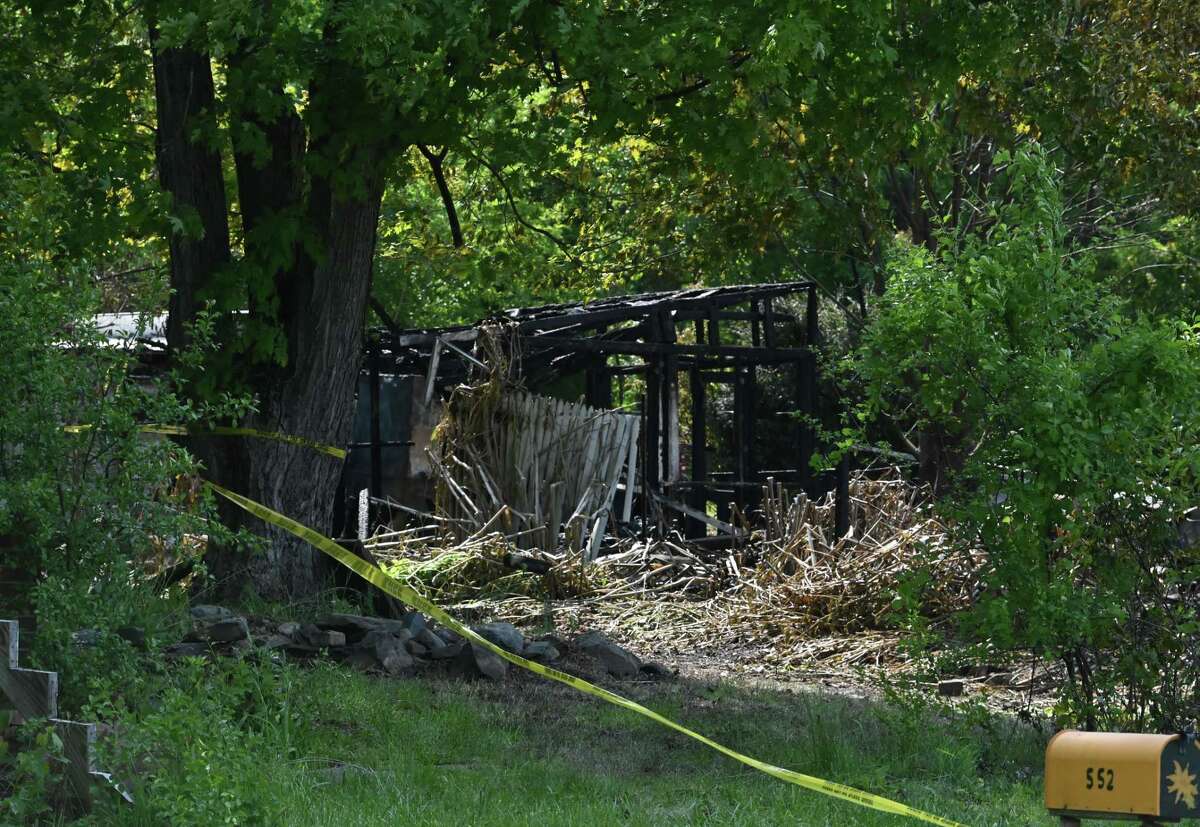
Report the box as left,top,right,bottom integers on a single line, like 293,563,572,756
587,537,724,600
729,470,983,638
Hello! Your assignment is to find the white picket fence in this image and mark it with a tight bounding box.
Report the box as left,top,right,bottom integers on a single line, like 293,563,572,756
433,391,640,559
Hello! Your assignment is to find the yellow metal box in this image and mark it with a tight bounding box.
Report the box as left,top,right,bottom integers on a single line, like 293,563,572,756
1045,731,1200,822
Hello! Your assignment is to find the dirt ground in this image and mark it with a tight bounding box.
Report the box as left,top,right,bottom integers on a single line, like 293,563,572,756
445,592,1061,722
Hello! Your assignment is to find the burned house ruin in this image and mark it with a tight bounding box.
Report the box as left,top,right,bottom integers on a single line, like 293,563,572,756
340,281,849,547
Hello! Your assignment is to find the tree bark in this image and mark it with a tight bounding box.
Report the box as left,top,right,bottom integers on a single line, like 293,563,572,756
236,173,385,597
149,30,231,354
150,22,392,599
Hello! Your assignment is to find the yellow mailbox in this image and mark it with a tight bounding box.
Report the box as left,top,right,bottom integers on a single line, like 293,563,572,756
1045,731,1200,824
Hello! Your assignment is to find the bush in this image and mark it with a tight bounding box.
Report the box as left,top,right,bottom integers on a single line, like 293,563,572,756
855,147,1200,729
0,156,263,675
86,654,293,825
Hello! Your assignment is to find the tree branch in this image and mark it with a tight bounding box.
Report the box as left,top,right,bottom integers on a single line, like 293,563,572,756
460,141,580,265
651,52,752,104
417,144,464,248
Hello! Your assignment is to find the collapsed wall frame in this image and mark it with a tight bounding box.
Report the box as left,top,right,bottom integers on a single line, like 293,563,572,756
341,281,848,546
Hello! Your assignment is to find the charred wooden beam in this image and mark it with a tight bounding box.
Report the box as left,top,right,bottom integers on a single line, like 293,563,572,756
519,335,808,361
687,367,708,538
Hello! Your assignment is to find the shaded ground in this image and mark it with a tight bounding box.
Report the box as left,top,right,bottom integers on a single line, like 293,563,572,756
109,657,1049,826
81,590,1060,825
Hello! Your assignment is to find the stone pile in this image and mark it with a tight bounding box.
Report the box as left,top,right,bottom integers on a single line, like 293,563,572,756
151,605,671,683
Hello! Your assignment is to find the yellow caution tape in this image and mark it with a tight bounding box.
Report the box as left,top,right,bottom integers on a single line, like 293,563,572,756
64,424,346,459
207,480,964,826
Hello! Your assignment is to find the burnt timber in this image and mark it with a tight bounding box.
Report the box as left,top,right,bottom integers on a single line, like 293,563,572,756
358,281,840,541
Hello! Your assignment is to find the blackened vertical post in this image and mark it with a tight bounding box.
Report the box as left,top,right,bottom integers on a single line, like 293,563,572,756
369,345,383,505
800,285,820,495
835,453,850,538
585,356,612,408
733,368,747,509
658,311,679,492
751,300,761,347
796,355,814,494
687,367,707,538
645,357,661,496
763,297,777,349
744,364,759,513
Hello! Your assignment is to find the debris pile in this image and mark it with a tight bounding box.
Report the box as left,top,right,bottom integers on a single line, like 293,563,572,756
360,458,980,672
365,527,560,602
728,471,983,638
586,538,724,599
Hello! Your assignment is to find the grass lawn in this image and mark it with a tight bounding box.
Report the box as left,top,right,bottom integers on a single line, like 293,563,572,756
108,659,1051,826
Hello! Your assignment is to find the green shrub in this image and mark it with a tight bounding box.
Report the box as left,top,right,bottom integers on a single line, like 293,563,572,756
1,157,264,818
0,720,64,823
0,158,258,680
87,655,293,826
855,147,1200,729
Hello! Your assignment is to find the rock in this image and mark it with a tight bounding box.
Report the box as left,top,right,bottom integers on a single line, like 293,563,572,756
316,613,407,643
382,649,415,676
164,641,209,659
428,641,463,660
277,622,301,638
72,629,102,647
190,605,235,623
523,640,561,663
434,627,461,645
399,612,427,635
639,662,674,679
473,622,525,654
304,629,347,649
359,629,412,663
575,631,640,678
282,642,320,658
206,617,250,643
535,634,569,652
472,645,508,679
414,628,444,651
260,634,293,651
450,643,507,680
937,680,965,698
116,626,146,649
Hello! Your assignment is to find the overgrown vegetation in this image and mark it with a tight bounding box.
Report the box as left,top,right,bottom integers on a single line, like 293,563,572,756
2,0,1198,821
854,150,1200,730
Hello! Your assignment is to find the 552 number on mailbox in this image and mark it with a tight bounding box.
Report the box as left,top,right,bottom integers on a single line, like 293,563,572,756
1085,767,1115,791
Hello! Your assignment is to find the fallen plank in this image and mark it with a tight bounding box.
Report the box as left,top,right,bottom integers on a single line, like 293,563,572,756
652,493,745,537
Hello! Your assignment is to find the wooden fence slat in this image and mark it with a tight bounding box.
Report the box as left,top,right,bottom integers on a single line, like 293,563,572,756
1,618,16,669
52,718,96,811
622,418,641,523
0,619,114,814
0,666,58,720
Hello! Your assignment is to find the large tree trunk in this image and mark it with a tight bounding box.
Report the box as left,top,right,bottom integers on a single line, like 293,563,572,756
150,25,391,599
235,175,385,597
149,29,231,353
